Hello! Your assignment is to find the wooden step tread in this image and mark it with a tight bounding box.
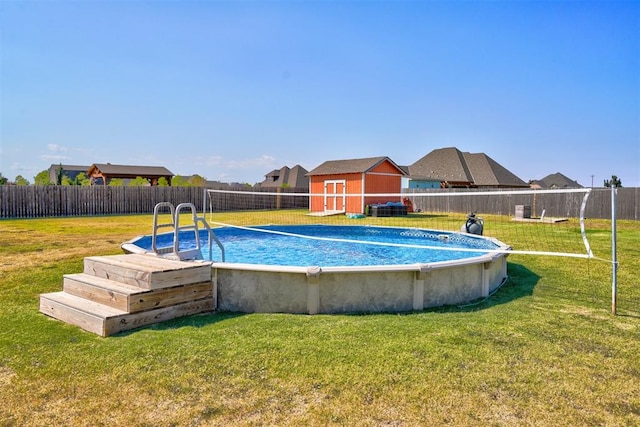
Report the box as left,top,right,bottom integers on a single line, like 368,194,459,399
63,273,145,312
63,273,214,313
85,254,209,272
40,291,215,336
40,291,127,318
64,273,143,295
84,254,211,290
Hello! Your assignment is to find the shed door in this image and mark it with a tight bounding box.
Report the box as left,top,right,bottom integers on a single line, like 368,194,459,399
324,180,346,212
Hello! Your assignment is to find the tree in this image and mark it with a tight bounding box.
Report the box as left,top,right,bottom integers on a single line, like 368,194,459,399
604,175,622,188
129,176,149,186
157,177,169,187
14,175,30,186
188,174,207,187
55,164,64,185
0,173,7,185
34,170,52,186
171,175,189,187
75,173,91,186
108,178,124,186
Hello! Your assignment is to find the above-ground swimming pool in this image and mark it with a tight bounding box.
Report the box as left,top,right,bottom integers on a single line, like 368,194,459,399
123,224,511,314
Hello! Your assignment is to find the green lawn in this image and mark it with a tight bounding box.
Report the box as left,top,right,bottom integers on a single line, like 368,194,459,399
0,213,638,426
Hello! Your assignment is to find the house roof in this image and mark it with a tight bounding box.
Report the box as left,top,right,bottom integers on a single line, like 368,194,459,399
264,169,282,178
407,148,474,183
286,165,309,187
307,156,406,176
88,163,174,176
204,180,231,189
533,172,583,188
407,147,527,187
48,164,91,172
463,152,528,187
260,164,309,188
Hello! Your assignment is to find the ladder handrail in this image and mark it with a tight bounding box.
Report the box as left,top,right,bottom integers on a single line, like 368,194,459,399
196,217,225,262
152,202,176,253
151,202,225,261
173,203,203,260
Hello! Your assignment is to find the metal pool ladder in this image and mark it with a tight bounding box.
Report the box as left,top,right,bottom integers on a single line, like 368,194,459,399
151,202,225,262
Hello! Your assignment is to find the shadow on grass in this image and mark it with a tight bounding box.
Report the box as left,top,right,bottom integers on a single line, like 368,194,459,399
113,311,247,337
429,261,540,314
615,312,640,319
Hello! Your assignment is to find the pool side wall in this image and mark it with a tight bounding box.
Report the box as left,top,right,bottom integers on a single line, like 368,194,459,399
214,255,508,314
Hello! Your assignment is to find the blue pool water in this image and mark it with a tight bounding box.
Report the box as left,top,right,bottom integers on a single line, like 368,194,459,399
131,225,500,267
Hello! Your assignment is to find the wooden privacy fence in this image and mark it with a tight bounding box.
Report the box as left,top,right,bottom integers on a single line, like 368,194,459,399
403,188,639,221
205,188,311,212
0,186,638,220
0,186,205,218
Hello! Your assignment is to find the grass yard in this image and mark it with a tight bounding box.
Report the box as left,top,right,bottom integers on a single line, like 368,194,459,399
0,213,638,426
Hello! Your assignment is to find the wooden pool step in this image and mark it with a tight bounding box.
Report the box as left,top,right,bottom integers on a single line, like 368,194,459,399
62,273,214,313
83,254,211,290
39,292,214,337
39,254,215,337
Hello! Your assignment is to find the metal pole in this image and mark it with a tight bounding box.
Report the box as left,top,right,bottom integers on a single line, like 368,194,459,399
611,185,618,315
203,188,207,218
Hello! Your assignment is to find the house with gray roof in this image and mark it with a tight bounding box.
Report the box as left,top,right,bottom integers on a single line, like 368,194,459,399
260,165,309,189
529,172,583,189
48,164,91,184
406,147,528,189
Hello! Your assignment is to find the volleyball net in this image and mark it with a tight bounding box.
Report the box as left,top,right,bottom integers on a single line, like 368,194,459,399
204,187,605,259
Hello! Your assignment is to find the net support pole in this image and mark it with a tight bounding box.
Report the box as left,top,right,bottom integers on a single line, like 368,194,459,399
203,188,207,218
611,185,618,315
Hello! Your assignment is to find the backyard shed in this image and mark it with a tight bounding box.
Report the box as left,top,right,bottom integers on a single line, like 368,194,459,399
306,156,406,215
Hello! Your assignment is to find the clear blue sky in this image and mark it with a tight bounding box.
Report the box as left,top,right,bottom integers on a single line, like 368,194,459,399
1,1,638,187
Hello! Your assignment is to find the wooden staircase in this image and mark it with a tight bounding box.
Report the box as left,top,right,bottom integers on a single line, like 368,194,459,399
39,254,216,337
